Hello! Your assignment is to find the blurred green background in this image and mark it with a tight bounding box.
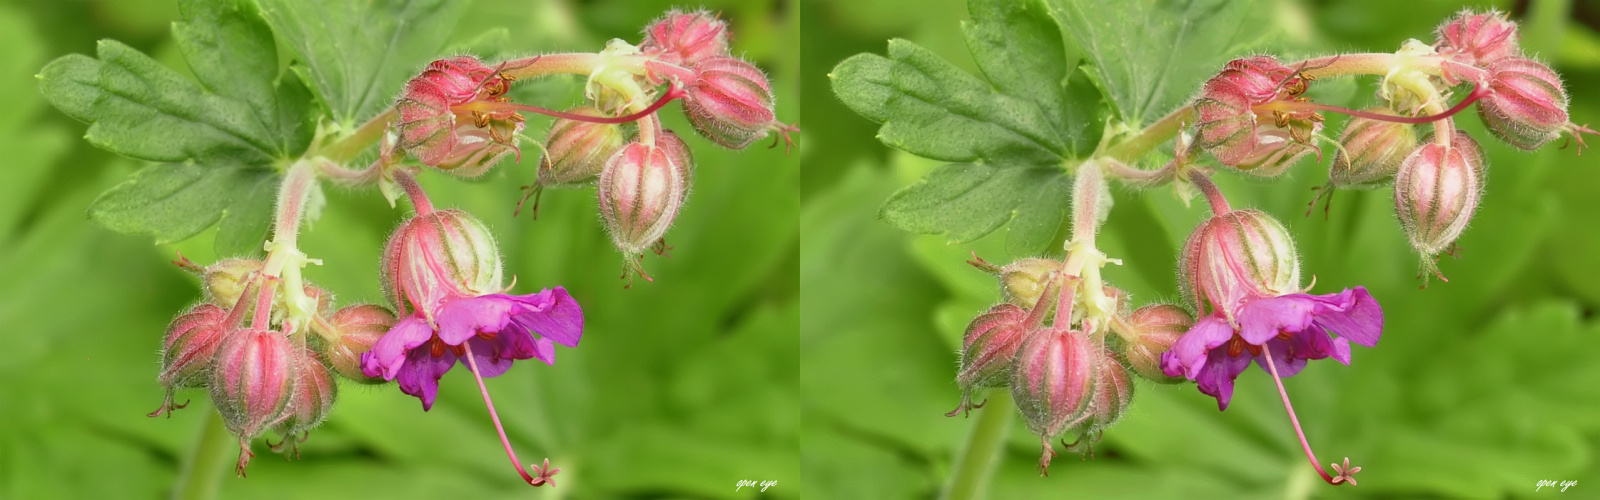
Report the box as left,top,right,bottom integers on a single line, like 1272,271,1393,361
801,0,1600,498
0,0,797,498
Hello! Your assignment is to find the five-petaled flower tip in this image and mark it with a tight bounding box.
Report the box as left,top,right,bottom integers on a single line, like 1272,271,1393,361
394,56,525,176
1192,56,1324,176
1393,131,1486,281
363,207,582,487
640,9,730,68
1435,9,1520,67
1163,206,1380,486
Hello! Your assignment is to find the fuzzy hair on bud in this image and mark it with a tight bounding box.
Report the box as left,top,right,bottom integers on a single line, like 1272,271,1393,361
1478,57,1569,150
321,304,397,384
683,57,777,149
1331,108,1419,187
597,142,687,257
381,209,505,317
538,106,627,187
1180,209,1301,315
1394,131,1486,260
1113,304,1193,384
640,9,730,67
1011,328,1097,439
1436,9,1521,67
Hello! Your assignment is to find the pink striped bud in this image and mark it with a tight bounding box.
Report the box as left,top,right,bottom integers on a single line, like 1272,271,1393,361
1180,209,1301,315
1331,109,1418,187
1435,10,1520,66
1113,304,1193,384
1394,132,1486,259
1011,328,1096,440
658,129,696,186
394,56,524,175
1478,57,1569,150
1079,347,1133,435
955,304,1029,394
320,304,396,384
210,327,294,475
270,346,337,457
598,142,687,257
683,57,776,149
537,106,627,187
641,9,730,67
381,209,504,317
150,304,233,417
1192,56,1321,175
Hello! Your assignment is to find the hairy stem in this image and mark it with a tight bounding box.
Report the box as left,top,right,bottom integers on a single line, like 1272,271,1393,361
1296,53,1446,80
171,411,231,500
1189,170,1232,216
1104,105,1196,164
393,169,435,215
257,161,320,331
940,390,1014,500
322,110,395,164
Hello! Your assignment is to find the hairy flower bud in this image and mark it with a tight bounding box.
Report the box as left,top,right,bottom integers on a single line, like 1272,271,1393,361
1080,348,1133,434
1180,209,1301,315
1113,304,1193,384
1331,109,1419,187
1436,9,1520,66
320,304,396,384
998,258,1058,309
382,209,505,317
641,9,729,67
157,304,231,394
211,327,295,446
1193,56,1321,175
203,259,263,307
955,304,1029,393
1394,132,1486,259
271,346,337,453
394,56,523,175
537,107,627,187
658,129,696,186
598,142,687,256
1012,328,1096,439
1478,57,1569,150
684,56,776,149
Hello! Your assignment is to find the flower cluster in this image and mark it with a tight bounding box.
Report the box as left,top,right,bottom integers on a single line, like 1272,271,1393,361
940,9,1592,487
143,9,788,487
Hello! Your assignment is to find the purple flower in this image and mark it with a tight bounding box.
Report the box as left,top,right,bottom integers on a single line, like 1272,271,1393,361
360,288,583,410
1159,287,1382,410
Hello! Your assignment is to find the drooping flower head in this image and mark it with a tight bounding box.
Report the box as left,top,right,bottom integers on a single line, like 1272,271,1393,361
1193,56,1325,175
394,56,526,176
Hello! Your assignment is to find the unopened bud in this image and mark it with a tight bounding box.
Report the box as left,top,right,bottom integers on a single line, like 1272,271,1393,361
538,107,627,187
211,328,294,448
1192,56,1320,175
1180,209,1300,314
1394,132,1486,258
597,142,687,256
203,259,263,307
321,304,396,384
1112,304,1193,383
658,129,696,186
1331,109,1418,187
955,304,1029,393
151,304,233,417
683,57,776,149
394,56,523,175
1436,9,1520,66
1478,57,1568,150
1011,328,1096,439
381,209,504,316
641,9,729,67
1080,348,1133,434
997,258,1058,309
271,346,337,455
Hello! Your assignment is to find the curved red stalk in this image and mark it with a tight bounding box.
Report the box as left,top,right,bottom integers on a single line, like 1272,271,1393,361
1274,83,1488,125
480,84,688,124
462,342,558,487
1261,343,1348,486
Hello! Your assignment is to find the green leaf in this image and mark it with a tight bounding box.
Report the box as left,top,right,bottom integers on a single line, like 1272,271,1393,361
1048,0,1275,125
87,163,276,245
173,0,315,157
963,0,1103,157
212,171,279,257
880,162,1068,245
257,0,466,126
37,40,277,165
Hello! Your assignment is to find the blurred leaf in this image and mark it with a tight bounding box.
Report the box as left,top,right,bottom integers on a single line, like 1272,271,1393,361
88,162,277,246
173,0,315,156
257,0,466,126
1047,0,1274,125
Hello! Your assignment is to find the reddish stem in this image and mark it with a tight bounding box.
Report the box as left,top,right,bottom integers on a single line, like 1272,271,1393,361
1273,83,1488,125
479,84,686,124
393,170,435,215
1188,170,1232,216
1260,343,1341,485
461,342,554,487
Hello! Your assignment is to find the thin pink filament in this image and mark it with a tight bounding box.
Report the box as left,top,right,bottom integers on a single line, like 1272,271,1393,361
461,341,541,486
1260,343,1339,485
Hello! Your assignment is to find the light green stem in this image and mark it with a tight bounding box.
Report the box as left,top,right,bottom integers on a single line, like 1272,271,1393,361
941,390,1015,500
171,411,231,500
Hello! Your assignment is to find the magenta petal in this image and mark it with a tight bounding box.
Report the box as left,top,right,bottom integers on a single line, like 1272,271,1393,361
363,316,436,380
462,336,516,378
1195,348,1252,410
1170,316,1236,380
1254,337,1309,378
1236,295,1317,344
395,347,457,411
506,288,584,348
1310,287,1383,347
436,295,519,345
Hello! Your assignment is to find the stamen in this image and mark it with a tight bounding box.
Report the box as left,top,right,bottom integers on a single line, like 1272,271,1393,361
1260,343,1360,486
461,341,559,487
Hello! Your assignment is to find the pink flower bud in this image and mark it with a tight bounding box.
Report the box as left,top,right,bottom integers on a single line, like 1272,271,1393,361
382,209,504,317
320,304,396,384
394,56,524,175
1193,56,1322,175
270,346,337,456
1394,132,1486,258
658,129,696,186
955,304,1029,393
1180,209,1301,315
597,142,687,257
1436,9,1520,66
1011,328,1096,439
537,107,627,187
1080,347,1133,434
1331,109,1419,187
641,9,730,67
1113,304,1193,384
151,304,233,417
683,56,776,149
997,258,1059,309
210,327,295,474
1478,57,1569,150
203,259,263,307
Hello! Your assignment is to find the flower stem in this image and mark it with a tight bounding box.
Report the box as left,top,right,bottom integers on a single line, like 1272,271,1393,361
322,110,395,164
462,342,556,487
171,410,231,500
1260,344,1340,485
393,170,435,215
1188,170,1232,216
1104,105,1195,164
940,390,1014,500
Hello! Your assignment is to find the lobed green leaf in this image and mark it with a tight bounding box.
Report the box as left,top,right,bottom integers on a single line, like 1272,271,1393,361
880,162,1070,246
87,163,278,246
